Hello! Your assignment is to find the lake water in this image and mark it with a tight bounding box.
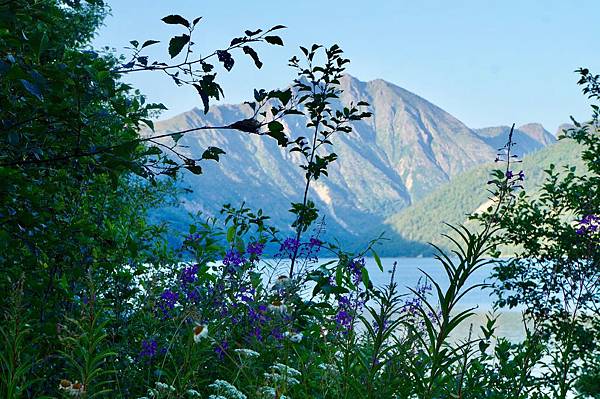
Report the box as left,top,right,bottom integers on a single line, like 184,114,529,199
351,257,525,341
361,257,497,309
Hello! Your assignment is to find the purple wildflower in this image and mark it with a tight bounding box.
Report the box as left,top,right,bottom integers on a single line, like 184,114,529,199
333,294,364,335
270,327,284,341
161,290,178,308
139,339,158,360
348,258,365,284
214,340,229,360
180,264,198,285
576,214,600,235
155,289,179,318
300,237,322,261
247,242,265,259
250,326,264,342
223,249,246,273
278,237,300,258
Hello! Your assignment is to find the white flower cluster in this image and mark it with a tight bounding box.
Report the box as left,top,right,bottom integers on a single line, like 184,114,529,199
186,389,201,397
318,362,339,374
234,348,260,358
284,331,303,343
146,381,176,397
208,379,247,399
264,363,302,386
259,386,289,399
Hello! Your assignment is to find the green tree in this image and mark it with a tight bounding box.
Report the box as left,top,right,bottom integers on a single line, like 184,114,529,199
491,68,600,399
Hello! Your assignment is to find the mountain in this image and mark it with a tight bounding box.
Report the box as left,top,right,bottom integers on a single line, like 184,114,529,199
152,75,562,254
381,138,585,254
473,123,556,156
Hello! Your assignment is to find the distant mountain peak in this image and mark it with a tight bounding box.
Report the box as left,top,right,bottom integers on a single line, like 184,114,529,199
153,75,560,254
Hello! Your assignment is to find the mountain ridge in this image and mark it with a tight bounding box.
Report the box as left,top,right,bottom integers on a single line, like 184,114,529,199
152,75,566,254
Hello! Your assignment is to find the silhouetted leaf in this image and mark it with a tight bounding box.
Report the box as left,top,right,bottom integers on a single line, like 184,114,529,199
162,14,190,28
269,89,292,106
245,29,262,36
267,121,287,147
230,37,245,46
229,118,261,133
193,84,210,114
201,62,214,72
140,118,154,131
168,34,190,58
269,25,287,31
146,103,168,110
202,146,226,161
185,164,203,174
217,50,234,71
141,40,160,48
243,46,262,69
192,16,202,26
264,35,283,46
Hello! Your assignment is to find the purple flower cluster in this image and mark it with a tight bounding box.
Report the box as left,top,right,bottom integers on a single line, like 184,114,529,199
400,278,432,317
348,258,365,284
156,289,179,319
223,248,246,273
183,233,202,248
246,241,265,259
179,264,200,302
278,237,300,258
576,214,600,235
276,236,322,261
180,264,198,285
302,237,322,261
139,339,158,360
506,170,525,181
333,294,364,335
214,340,229,360
235,285,256,304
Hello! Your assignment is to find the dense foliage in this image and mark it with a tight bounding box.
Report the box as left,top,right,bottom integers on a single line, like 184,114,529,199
1,1,598,399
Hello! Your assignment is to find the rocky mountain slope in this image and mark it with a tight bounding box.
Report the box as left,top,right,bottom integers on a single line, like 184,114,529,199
152,75,563,254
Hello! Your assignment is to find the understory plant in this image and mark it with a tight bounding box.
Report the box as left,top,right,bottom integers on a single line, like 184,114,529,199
2,1,599,399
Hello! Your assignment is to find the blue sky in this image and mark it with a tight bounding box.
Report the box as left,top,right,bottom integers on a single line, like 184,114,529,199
94,0,600,132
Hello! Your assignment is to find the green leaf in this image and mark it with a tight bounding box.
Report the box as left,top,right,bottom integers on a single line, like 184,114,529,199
168,34,190,58
171,132,183,143
361,267,370,288
140,118,154,131
226,226,236,243
141,40,160,48
162,14,190,28
20,79,42,100
371,250,384,272
264,35,284,46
